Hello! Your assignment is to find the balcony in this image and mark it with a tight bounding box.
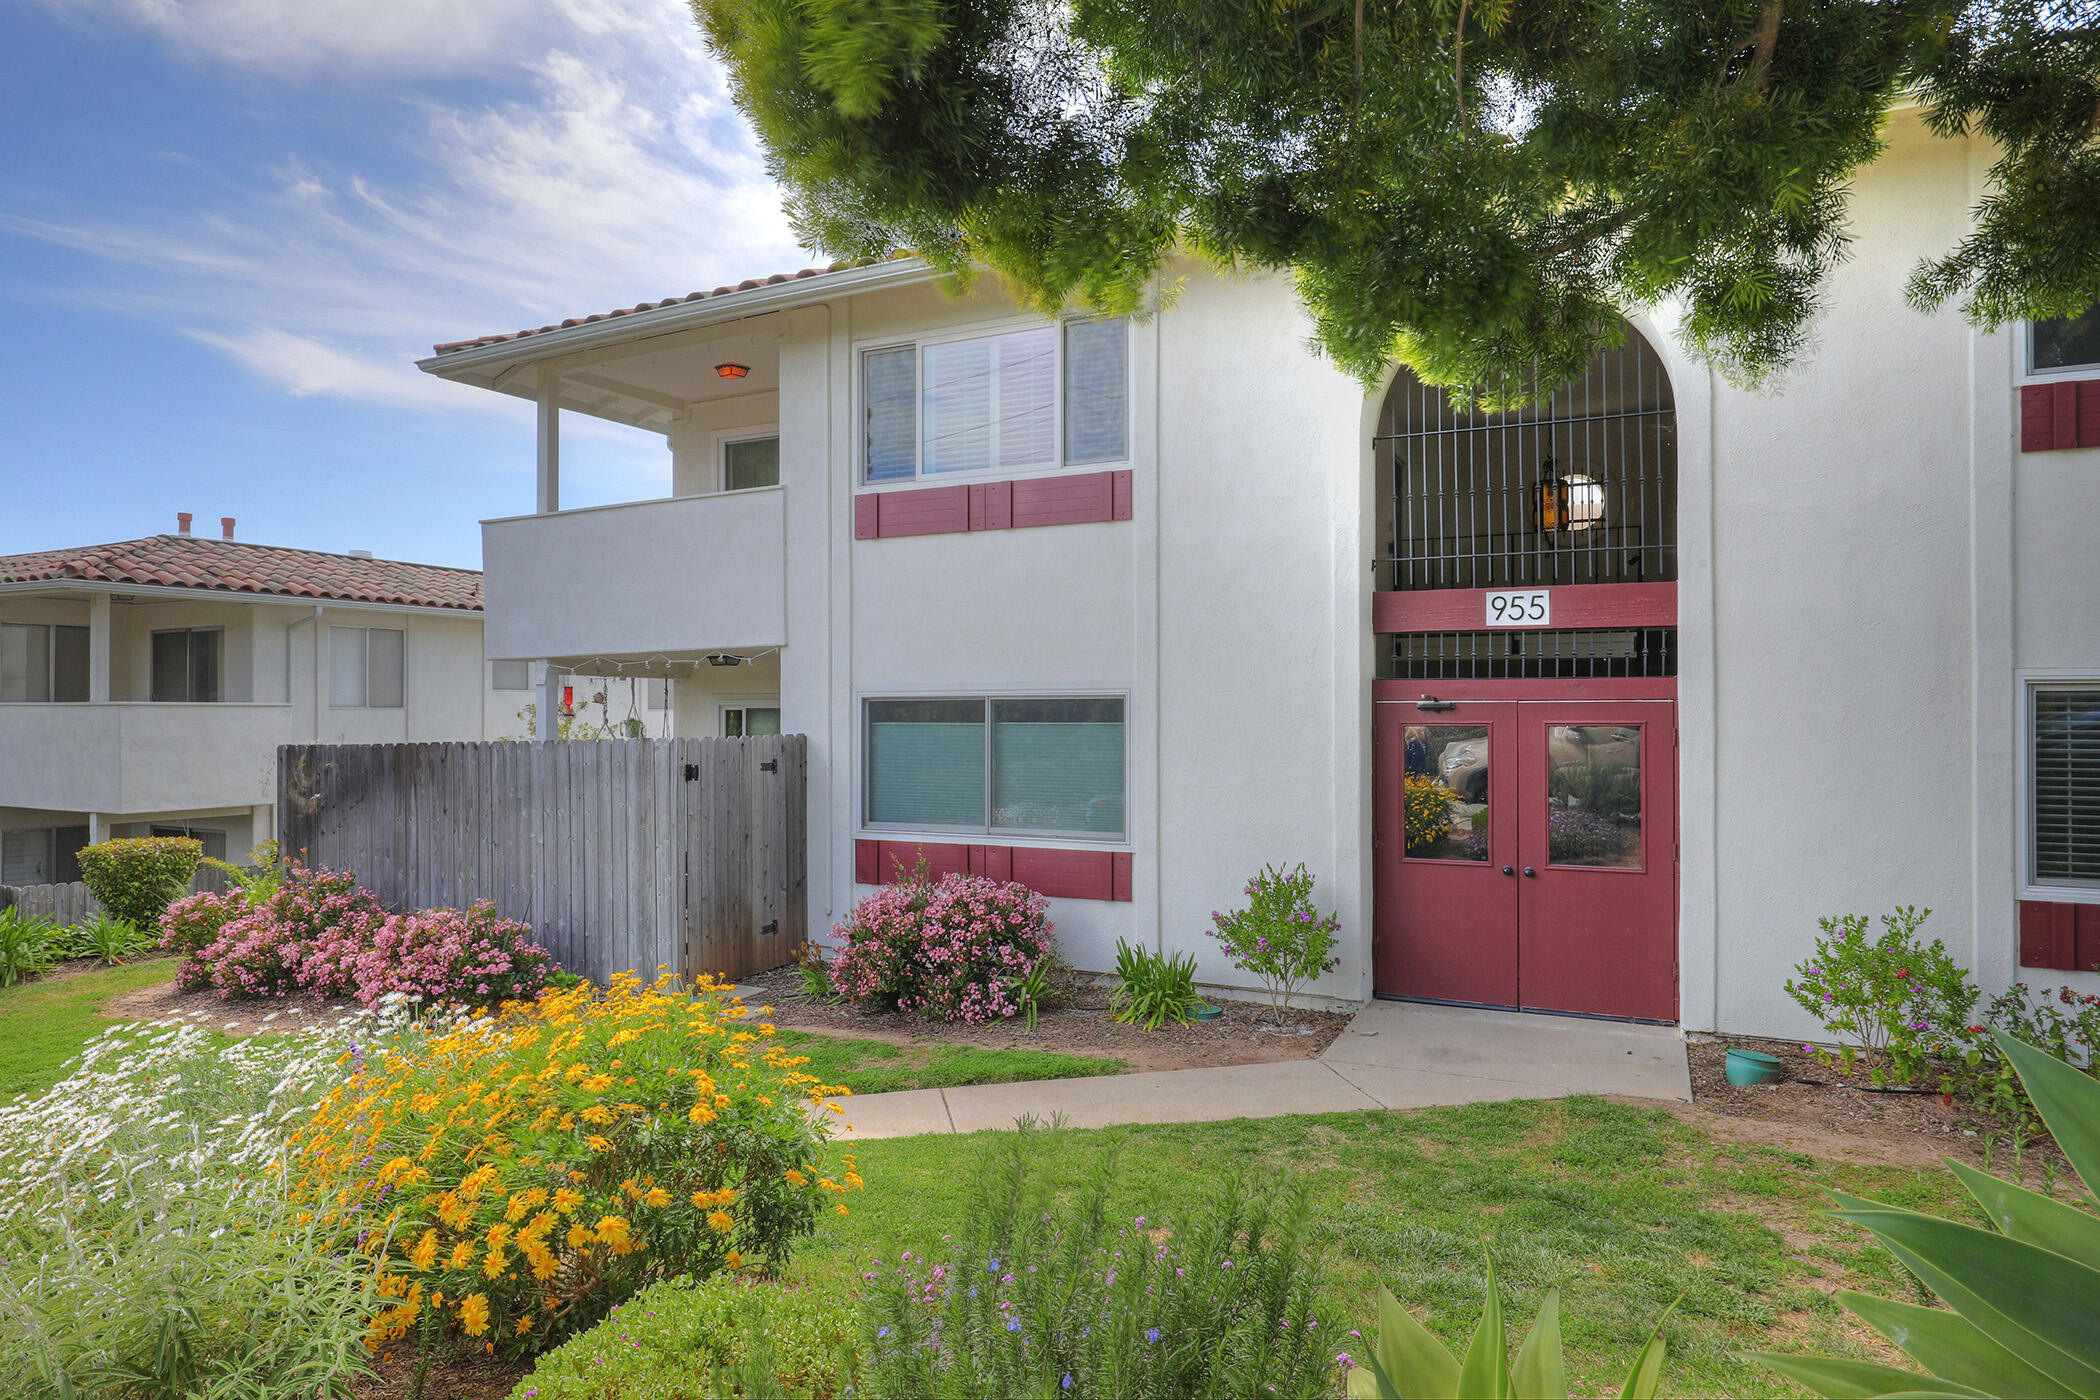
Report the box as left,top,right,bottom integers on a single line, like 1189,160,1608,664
480,488,788,663
0,702,293,812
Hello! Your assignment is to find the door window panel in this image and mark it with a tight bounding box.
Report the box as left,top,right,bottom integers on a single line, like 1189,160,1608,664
1545,725,1643,867
1402,723,1489,861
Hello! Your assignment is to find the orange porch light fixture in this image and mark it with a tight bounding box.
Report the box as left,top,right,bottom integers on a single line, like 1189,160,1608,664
715,363,750,380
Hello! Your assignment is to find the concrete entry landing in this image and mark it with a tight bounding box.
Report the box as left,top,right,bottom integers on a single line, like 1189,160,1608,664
833,998,1690,1141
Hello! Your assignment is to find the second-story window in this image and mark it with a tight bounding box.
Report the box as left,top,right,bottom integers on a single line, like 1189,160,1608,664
151,627,222,702
331,626,405,708
723,434,780,490
1,622,88,702
863,318,1129,483
2032,302,2100,376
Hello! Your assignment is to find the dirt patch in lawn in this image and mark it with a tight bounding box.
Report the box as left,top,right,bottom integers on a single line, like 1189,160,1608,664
744,966,1349,1073
101,977,370,1038
1676,1035,2068,1179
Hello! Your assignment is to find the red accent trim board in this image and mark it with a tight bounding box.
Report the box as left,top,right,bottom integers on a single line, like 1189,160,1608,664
2021,380,2100,452
855,469,1133,539
1374,582,1677,633
2019,900,2100,972
855,838,1131,902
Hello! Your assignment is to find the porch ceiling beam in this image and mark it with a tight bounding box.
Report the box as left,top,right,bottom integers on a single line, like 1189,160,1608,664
523,319,787,379
565,373,693,416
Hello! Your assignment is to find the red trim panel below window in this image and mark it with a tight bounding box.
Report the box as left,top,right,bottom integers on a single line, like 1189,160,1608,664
2021,380,2100,452
1374,582,1677,633
2019,900,2100,972
855,838,1131,901
855,470,1133,539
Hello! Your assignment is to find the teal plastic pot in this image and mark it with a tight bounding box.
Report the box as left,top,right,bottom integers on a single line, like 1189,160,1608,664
1724,1047,1786,1087
1192,1003,1223,1022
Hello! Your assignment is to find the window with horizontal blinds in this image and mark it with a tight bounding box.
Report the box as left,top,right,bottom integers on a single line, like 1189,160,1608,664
861,319,1128,484
2032,687,2100,885
864,695,1127,839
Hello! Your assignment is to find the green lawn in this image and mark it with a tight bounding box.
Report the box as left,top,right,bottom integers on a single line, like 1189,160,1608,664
775,1027,1122,1096
0,958,183,1099
783,1098,1984,1398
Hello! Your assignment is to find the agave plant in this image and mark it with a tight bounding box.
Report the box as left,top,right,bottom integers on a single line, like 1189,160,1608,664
1347,1253,1675,1399
1748,1031,2100,1399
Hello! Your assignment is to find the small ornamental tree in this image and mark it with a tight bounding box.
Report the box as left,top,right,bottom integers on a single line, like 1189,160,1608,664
78,836,202,931
1784,905,1982,1087
1209,864,1340,1015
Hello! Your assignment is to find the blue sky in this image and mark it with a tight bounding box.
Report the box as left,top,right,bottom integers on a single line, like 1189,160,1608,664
0,0,807,567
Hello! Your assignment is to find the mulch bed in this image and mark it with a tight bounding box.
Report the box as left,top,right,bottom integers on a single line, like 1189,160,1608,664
744,965,1350,1073
351,1344,530,1400
1682,1034,2066,1175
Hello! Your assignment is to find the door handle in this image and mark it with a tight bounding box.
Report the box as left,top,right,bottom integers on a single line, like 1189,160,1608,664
1501,865,1514,876
1522,866,1537,878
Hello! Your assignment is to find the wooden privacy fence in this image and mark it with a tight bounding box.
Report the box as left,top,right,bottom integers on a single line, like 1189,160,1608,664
277,736,807,986
0,864,243,926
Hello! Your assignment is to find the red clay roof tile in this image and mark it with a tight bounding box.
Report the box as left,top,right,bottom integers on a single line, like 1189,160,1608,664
0,535,482,611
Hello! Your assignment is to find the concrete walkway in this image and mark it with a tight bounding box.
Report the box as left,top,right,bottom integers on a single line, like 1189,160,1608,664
832,999,1691,1140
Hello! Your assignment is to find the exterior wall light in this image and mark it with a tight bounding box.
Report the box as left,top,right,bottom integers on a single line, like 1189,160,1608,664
705,653,745,667
1535,459,1606,534
715,363,750,380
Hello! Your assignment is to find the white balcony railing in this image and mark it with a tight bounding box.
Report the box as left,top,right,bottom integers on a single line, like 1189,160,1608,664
480,489,788,661
0,702,292,813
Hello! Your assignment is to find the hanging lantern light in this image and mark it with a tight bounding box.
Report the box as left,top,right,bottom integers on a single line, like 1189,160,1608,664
1535,458,1606,534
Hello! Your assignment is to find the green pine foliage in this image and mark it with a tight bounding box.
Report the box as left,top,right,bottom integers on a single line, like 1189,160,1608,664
696,0,2100,405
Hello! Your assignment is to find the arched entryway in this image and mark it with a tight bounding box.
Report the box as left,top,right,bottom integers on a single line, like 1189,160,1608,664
1370,323,1681,1022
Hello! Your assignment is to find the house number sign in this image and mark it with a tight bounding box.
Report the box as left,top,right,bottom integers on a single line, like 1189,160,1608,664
1485,589,1551,627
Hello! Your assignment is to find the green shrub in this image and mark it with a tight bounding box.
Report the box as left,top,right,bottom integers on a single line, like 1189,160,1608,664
513,1274,858,1400
860,1122,1332,1399
1209,863,1341,1014
0,907,58,986
1108,937,1201,1029
1749,1032,2100,1398
77,837,203,932
1783,906,1980,1087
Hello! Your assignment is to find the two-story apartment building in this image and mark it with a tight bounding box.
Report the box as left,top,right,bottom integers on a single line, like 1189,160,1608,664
0,521,672,883
419,105,2100,1041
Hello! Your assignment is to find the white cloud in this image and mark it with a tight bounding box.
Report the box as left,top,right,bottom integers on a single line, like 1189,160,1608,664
7,0,809,499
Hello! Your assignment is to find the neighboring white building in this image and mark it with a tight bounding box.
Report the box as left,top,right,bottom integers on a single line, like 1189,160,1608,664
419,107,2100,1041
0,519,671,883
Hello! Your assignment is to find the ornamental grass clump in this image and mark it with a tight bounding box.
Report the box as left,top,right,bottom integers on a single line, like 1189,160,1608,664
861,1121,1332,1400
284,973,861,1359
828,866,1054,1024
1209,864,1340,1014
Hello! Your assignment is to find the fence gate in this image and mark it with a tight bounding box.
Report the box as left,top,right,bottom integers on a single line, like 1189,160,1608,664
278,735,806,986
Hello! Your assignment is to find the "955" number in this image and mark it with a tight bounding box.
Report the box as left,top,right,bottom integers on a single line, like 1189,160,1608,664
1485,590,1551,627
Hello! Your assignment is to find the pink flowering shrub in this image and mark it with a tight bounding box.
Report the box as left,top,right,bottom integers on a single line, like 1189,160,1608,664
161,863,557,1005
828,871,1052,1024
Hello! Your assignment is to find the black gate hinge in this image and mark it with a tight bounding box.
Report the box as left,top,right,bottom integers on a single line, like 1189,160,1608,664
760,759,778,772
683,763,699,781
761,920,779,936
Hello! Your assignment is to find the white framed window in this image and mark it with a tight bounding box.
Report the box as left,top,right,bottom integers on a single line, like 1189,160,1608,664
721,702,781,737
150,824,228,862
491,659,532,691
861,318,1129,484
1,623,89,702
150,628,222,703
2023,674,2100,901
2029,303,2100,379
862,694,1126,840
330,626,405,708
719,430,781,491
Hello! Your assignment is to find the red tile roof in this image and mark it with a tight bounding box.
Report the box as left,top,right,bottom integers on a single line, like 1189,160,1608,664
0,535,482,611
428,257,905,356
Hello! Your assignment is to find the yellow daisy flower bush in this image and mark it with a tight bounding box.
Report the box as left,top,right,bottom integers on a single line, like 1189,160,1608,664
283,971,861,1359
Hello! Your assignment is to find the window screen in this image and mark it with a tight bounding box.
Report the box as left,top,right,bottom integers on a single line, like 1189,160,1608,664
51,626,88,701
2034,304,2100,374
2033,687,2100,885
724,435,780,490
492,660,531,691
865,695,1126,838
1064,318,1129,464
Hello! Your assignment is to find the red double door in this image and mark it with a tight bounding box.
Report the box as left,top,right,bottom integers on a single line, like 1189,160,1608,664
1373,697,1678,1022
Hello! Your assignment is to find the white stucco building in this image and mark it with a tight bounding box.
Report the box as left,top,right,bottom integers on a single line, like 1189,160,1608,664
0,520,672,883
420,107,2100,1041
